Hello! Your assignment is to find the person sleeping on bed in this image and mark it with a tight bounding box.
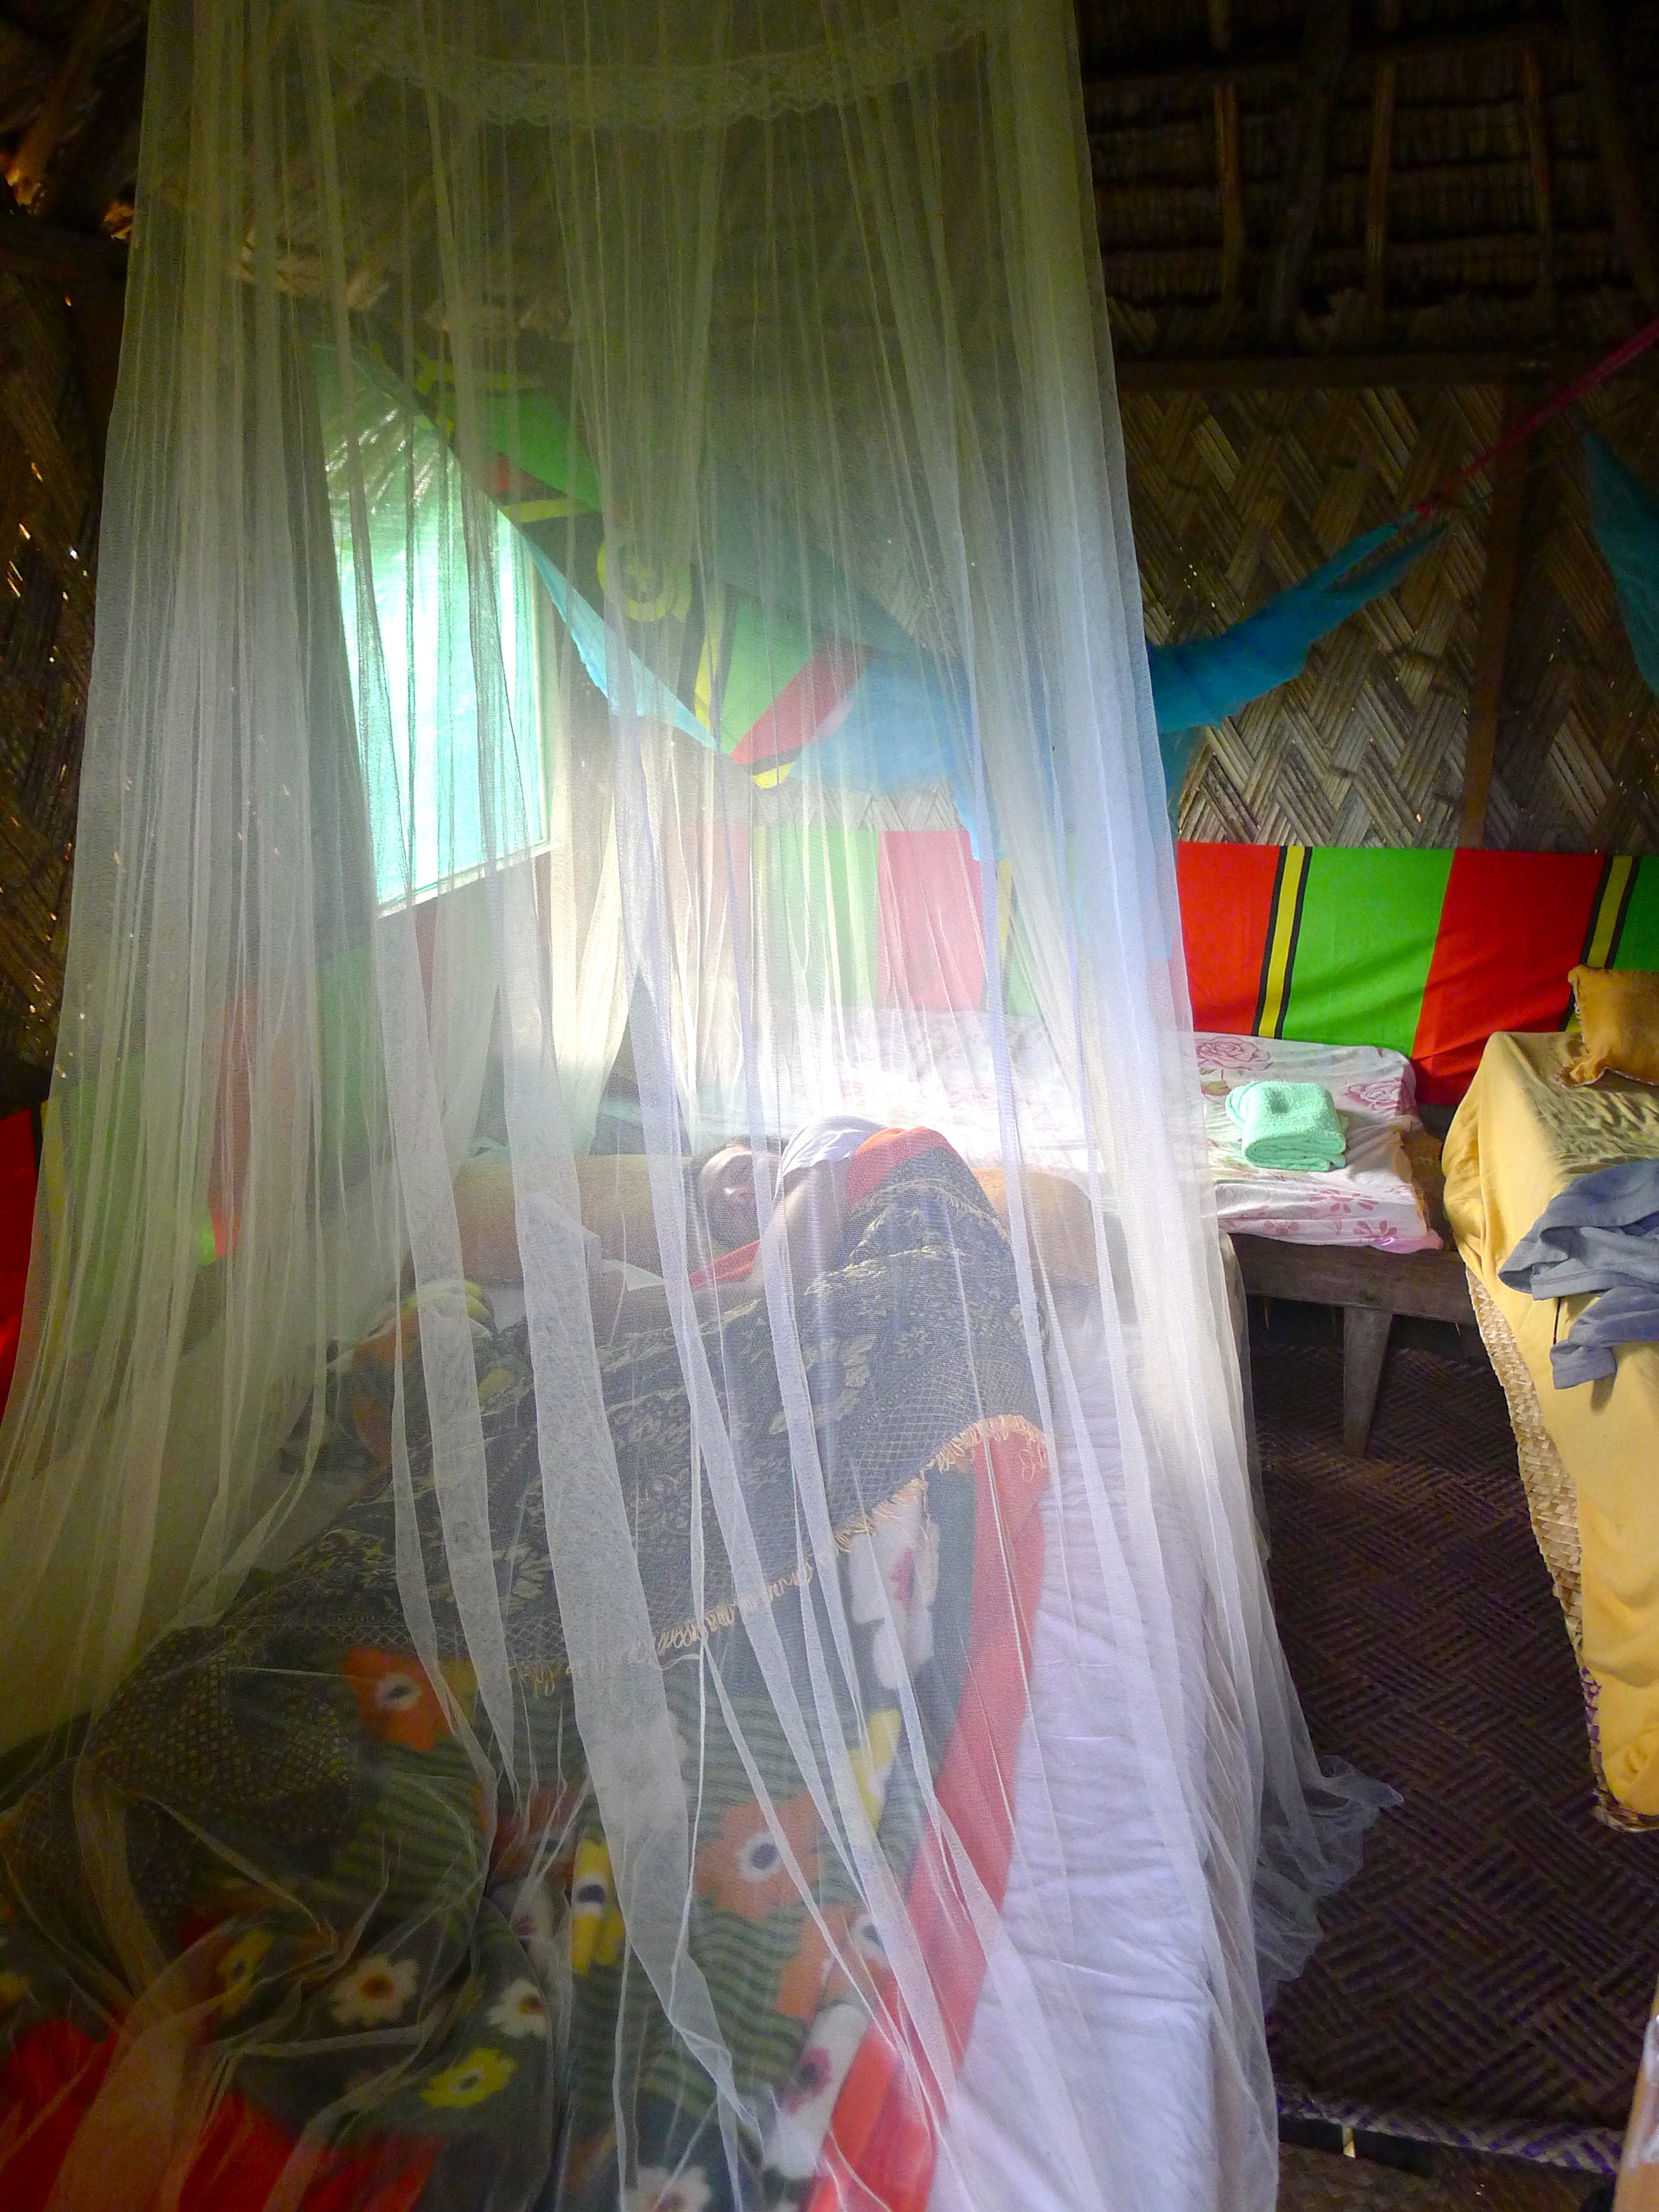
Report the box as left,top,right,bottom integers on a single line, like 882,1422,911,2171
587,1114,918,1339
0,1116,1049,2212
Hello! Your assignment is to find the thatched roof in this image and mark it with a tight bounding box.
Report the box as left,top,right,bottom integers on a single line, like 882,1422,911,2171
1084,0,1658,359
1,1,1658,1075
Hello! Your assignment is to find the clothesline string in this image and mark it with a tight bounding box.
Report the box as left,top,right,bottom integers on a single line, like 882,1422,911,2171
1409,308,1659,522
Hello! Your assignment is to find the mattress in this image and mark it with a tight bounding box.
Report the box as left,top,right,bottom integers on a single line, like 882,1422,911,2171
930,1283,1273,2212
1445,1030,1659,1818
1197,1033,1437,1254
486,1256,1273,2204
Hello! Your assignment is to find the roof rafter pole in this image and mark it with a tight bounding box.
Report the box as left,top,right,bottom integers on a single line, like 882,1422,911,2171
1259,0,1351,343
1521,44,1556,318
1363,69,1396,317
0,213,125,287
1363,0,1402,327
1459,385,1534,849
42,33,146,228
1081,20,1561,111
5,0,121,213
1562,0,1659,309
1207,0,1246,304
1112,348,1659,392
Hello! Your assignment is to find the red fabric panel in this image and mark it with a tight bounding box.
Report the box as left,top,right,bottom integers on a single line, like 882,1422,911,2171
729,640,871,769
876,832,985,1013
0,1109,36,1418
1175,842,1281,1033
0,2019,437,2212
1411,849,1604,1103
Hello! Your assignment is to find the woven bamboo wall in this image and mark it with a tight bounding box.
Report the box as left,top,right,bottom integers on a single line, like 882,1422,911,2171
1125,376,1659,854
1494,386,1659,853
0,268,96,1077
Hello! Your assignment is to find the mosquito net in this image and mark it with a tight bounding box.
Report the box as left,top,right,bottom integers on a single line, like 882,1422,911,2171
0,3,1388,2207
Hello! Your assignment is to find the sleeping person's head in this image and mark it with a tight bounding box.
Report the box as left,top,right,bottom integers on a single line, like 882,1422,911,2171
693,1140,783,1252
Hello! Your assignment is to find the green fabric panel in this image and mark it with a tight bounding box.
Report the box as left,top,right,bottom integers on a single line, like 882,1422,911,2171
1003,940,1039,1017
719,597,816,752
766,826,880,1008
1615,858,1659,972
1000,893,1041,1017
1280,846,1454,1057
480,390,603,510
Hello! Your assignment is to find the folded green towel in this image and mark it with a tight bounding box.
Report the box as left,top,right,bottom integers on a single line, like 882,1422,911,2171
1224,1080,1346,1171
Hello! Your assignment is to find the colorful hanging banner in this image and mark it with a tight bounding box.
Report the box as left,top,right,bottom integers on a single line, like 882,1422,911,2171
1177,841,1659,1103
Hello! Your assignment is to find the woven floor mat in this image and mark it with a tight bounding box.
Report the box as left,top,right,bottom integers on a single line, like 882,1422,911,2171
1259,1338,1659,2133
1277,2143,1589,2209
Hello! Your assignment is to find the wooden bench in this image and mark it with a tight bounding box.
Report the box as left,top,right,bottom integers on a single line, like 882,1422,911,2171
1230,1234,1475,1454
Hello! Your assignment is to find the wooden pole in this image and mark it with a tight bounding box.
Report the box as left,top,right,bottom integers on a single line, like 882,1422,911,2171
1111,347,1659,393
1521,45,1556,317
0,215,125,288
1563,0,1659,309
1081,18,1563,109
1363,0,1402,327
5,0,121,213
1208,0,1246,305
1259,0,1351,342
1362,66,1396,322
1458,387,1533,849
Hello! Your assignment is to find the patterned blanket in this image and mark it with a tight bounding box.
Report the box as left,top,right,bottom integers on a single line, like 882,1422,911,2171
0,1142,1048,2211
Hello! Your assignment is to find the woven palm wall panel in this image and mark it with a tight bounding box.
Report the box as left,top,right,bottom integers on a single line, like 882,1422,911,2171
1122,376,1659,855
0,269,96,1075
1495,388,1659,856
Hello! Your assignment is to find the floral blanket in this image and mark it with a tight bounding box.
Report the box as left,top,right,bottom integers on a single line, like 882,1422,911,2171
0,1143,1048,2211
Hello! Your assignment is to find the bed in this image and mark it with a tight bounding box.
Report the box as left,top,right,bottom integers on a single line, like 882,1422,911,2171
664,1008,1437,1256
0,1136,1305,2212
1443,1029,1659,1826
931,1275,1283,2212
1194,1033,1437,1256
1191,1033,1471,1453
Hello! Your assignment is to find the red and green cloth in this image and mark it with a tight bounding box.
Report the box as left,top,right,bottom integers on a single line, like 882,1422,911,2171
1175,842,1659,1104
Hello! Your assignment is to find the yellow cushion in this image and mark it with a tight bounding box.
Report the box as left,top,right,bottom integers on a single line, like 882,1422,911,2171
453,1150,1100,1290
1564,965,1659,1088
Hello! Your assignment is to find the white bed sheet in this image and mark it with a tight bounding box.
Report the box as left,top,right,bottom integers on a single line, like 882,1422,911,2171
930,1284,1273,2212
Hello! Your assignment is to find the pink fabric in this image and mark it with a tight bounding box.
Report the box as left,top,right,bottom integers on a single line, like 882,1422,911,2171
877,831,985,1013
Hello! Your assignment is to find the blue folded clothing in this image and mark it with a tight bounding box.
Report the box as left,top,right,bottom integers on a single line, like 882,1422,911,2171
1498,1158,1659,1386
1224,1080,1346,1172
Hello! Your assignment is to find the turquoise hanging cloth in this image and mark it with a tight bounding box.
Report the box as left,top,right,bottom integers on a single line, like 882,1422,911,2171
1147,516,1441,823
1585,433,1659,696
476,385,1438,829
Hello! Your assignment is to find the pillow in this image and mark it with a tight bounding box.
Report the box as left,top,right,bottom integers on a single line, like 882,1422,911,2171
453,1153,672,1283
1563,966,1659,1088
453,1151,1101,1290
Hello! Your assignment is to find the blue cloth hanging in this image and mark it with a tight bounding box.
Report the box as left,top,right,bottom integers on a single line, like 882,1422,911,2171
1585,433,1659,697
1146,516,1441,821
528,501,1437,834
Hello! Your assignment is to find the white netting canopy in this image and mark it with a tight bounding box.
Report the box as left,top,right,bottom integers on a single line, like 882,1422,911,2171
0,4,1386,2207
